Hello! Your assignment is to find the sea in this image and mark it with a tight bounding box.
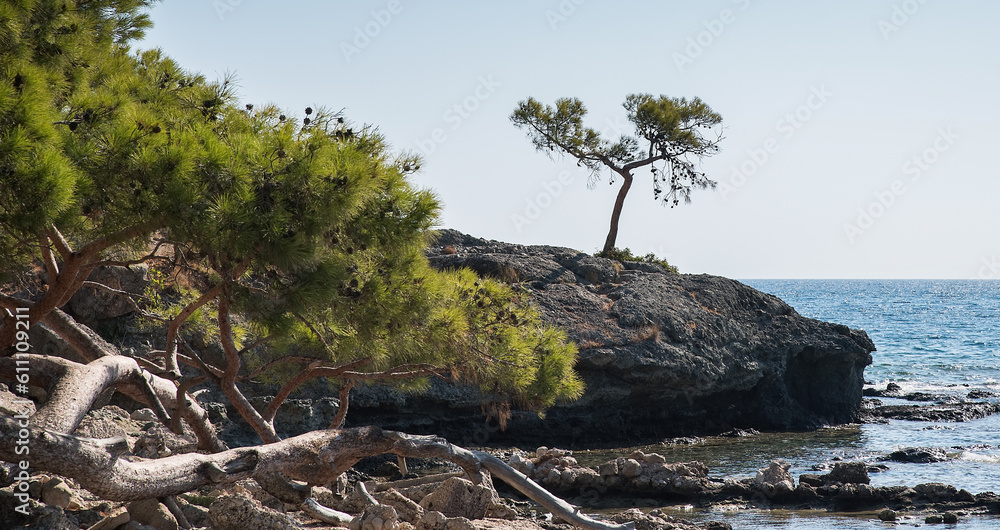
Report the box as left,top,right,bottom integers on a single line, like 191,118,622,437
578,279,1000,529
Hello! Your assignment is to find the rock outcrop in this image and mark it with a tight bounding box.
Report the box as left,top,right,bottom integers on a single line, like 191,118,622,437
509,449,1000,518
348,230,875,446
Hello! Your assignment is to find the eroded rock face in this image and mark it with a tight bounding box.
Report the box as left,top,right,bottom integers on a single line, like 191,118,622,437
349,230,876,446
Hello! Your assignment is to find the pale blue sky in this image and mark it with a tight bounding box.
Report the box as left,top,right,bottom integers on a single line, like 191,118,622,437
140,1,1000,279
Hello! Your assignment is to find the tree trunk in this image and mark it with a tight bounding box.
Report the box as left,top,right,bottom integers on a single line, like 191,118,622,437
602,171,634,255
38,309,226,452
218,297,280,444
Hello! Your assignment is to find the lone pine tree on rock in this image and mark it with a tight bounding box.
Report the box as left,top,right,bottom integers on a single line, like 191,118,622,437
0,2,629,528
511,94,724,255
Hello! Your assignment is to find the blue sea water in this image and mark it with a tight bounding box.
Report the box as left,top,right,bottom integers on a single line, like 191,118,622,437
583,280,1000,528
744,280,1000,393
741,280,1000,489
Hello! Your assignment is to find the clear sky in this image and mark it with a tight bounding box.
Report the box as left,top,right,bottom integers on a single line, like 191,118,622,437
139,1,1000,279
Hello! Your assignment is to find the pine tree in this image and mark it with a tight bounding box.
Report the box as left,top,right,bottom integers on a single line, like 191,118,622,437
511,94,724,254
0,6,647,528
1,4,590,513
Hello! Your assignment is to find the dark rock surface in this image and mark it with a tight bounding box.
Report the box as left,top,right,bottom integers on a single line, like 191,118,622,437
348,230,876,447
885,447,951,464
863,402,1000,423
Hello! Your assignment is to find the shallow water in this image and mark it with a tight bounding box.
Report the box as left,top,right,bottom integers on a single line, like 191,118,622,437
579,280,1000,528
676,509,1000,529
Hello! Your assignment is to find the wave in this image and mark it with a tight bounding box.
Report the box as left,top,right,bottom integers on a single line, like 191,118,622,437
959,452,1000,464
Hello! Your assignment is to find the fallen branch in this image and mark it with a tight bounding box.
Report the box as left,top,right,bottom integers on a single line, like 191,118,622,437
301,497,354,526
473,451,634,530
372,472,463,492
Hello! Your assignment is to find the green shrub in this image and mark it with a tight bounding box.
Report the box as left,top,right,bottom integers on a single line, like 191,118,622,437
596,247,679,274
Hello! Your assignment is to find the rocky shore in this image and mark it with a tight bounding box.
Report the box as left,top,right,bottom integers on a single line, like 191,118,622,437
6,232,1000,529
508,446,1000,520
861,382,1000,423
5,401,999,529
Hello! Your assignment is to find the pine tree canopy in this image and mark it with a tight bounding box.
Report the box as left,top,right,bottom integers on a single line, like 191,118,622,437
0,0,583,434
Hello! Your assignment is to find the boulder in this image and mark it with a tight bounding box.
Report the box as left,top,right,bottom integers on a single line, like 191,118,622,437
886,447,950,464
208,494,304,530
350,504,399,530
753,460,794,497
127,498,178,530
40,478,74,509
416,510,478,530
823,462,870,485
65,264,149,327
89,508,131,530
609,508,731,530
375,488,424,524
418,477,494,520
348,230,875,446
913,483,958,502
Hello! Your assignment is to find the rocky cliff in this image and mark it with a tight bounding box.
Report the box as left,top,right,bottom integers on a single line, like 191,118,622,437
347,230,875,447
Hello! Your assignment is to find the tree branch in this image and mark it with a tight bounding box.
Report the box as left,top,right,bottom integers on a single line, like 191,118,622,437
0,418,631,529
329,380,354,429
473,451,634,530
13,355,137,435
76,219,164,261
164,283,224,378
262,359,368,424
218,297,279,444
622,153,668,173
46,225,73,261
38,234,60,282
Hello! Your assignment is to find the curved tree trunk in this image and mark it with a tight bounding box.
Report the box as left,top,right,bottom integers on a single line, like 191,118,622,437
602,171,634,255
38,309,226,452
